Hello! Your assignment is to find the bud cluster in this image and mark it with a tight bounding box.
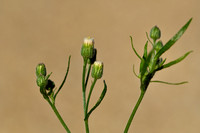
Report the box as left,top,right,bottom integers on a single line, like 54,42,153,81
36,63,55,99
147,26,164,72
133,18,193,92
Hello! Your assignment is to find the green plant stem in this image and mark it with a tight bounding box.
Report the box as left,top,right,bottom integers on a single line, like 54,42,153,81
46,99,71,133
82,59,87,92
85,78,97,114
124,90,145,133
82,59,90,133
85,64,92,88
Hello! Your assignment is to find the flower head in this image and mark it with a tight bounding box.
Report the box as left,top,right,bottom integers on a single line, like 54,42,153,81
81,37,95,59
91,61,103,79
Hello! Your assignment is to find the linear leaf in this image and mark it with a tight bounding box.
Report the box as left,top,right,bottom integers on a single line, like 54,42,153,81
161,51,192,70
85,80,107,120
130,36,142,60
133,64,140,78
146,32,153,46
155,18,192,60
151,80,188,85
54,55,71,100
143,41,148,59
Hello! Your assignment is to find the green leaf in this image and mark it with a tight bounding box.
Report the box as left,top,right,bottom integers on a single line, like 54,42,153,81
143,41,148,59
158,58,166,67
54,55,71,100
158,51,192,71
133,64,140,78
85,80,107,120
139,41,148,73
130,36,142,60
151,80,188,85
45,72,52,80
140,50,152,77
146,32,153,46
155,18,192,60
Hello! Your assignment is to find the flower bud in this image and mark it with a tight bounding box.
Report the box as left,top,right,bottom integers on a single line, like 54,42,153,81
155,41,163,52
91,61,103,79
36,75,47,88
81,37,94,59
36,63,46,77
150,26,161,41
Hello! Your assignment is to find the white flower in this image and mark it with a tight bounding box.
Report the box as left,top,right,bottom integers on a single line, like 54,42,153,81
84,37,94,46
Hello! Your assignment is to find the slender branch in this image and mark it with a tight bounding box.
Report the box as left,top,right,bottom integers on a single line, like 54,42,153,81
46,99,71,133
82,59,87,92
85,79,97,114
85,63,92,88
124,90,145,133
82,59,90,133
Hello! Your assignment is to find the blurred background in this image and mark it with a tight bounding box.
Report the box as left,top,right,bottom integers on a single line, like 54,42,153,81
0,0,199,133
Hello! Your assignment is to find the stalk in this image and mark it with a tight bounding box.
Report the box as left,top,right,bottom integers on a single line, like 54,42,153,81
124,90,145,133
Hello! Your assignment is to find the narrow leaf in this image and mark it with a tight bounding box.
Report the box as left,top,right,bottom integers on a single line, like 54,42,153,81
161,51,192,70
85,80,107,120
54,55,71,100
130,36,142,60
151,80,188,85
146,32,153,46
139,41,148,73
133,64,140,78
143,41,148,59
159,58,166,67
155,18,192,60
45,72,52,80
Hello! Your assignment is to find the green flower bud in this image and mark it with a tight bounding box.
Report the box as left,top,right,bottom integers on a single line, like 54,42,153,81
36,63,46,77
36,75,47,88
81,37,94,59
150,26,161,41
91,61,103,79
155,41,163,52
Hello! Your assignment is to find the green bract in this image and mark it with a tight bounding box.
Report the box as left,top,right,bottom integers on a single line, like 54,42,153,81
36,75,46,88
36,63,46,77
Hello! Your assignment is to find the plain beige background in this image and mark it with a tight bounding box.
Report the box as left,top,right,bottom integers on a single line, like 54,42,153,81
0,0,199,133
